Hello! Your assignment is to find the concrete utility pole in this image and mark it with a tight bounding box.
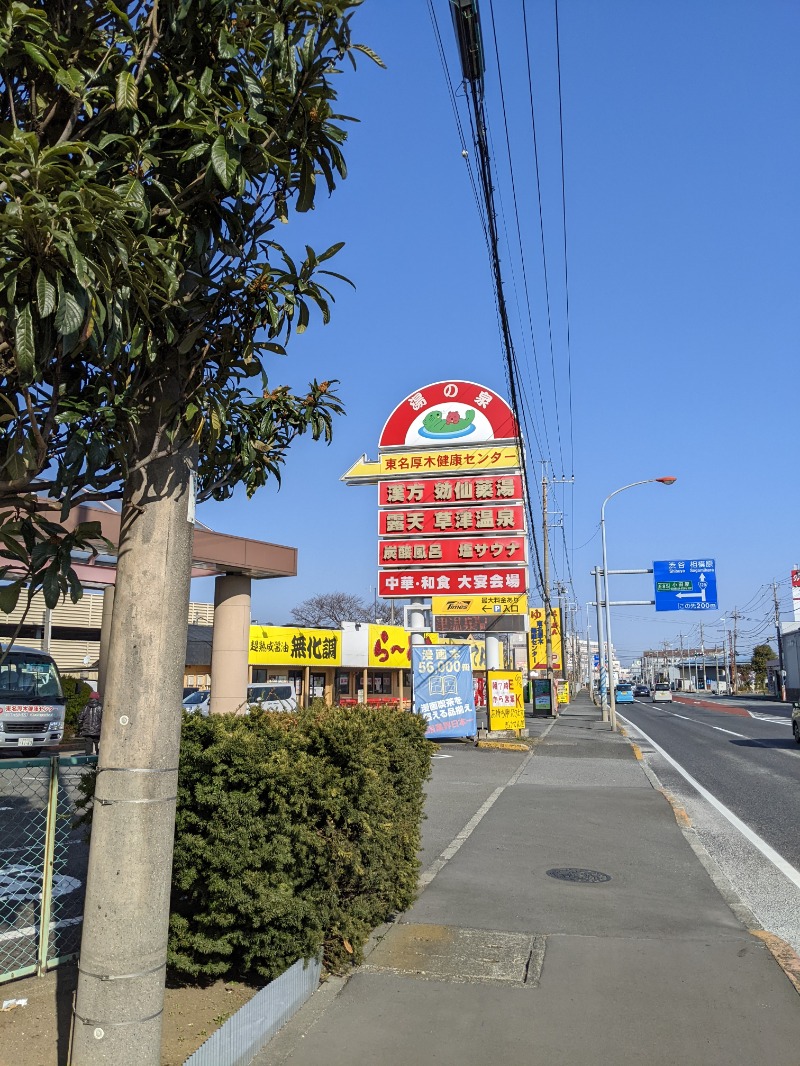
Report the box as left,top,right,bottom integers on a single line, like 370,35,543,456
542,471,553,682
699,622,704,691
731,610,740,693
72,383,197,1066
773,582,786,701
592,567,607,717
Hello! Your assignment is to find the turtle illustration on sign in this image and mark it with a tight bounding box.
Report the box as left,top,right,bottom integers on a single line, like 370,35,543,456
418,408,476,441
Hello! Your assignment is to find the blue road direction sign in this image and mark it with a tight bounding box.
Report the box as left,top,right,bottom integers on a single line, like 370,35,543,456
653,558,718,612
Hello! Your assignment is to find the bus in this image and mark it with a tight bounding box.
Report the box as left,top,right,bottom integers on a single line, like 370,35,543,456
0,646,66,754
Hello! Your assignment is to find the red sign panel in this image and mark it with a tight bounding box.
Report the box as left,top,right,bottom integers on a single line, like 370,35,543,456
379,380,518,448
379,505,524,537
379,474,523,508
792,569,800,589
379,568,528,598
379,536,526,567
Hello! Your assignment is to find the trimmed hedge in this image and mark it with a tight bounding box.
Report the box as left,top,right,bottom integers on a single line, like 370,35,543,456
61,675,92,733
168,702,433,983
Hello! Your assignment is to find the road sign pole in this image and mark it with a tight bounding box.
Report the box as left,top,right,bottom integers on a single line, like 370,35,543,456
593,567,607,719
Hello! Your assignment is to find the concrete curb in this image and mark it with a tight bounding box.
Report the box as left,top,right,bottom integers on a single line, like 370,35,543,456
475,740,530,751
619,727,800,998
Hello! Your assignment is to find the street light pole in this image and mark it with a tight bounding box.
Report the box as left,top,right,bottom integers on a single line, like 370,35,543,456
600,476,676,731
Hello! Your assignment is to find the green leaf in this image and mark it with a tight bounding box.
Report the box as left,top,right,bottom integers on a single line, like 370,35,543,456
36,271,56,317
15,305,35,380
199,68,213,96
210,136,236,189
178,143,208,165
116,71,138,112
0,581,23,615
351,43,387,69
23,42,53,70
42,568,62,610
54,293,84,336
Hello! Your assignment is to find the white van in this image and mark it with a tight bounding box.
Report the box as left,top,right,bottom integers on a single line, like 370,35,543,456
0,646,66,753
246,683,297,713
182,690,211,716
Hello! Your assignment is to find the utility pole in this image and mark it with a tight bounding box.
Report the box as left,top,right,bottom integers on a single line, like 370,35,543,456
730,610,740,693
699,622,704,691
592,567,607,715
556,582,567,681
541,467,574,687
678,633,684,690
542,470,553,682
773,582,786,701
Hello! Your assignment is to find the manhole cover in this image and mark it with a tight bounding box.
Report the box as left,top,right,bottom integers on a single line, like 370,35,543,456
546,867,611,884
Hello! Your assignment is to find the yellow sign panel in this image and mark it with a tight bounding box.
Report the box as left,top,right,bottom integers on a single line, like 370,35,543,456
380,446,520,476
431,634,492,671
487,671,525,730
556,680,570,705
431,594,528,616
368,624,412,668
249,625,341,667
528,607,563,671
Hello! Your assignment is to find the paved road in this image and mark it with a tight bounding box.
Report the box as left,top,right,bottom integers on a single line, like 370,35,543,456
619,695,800,953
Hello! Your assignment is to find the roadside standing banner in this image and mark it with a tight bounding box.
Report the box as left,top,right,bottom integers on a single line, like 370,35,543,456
487,671,525,731
412,644,476,738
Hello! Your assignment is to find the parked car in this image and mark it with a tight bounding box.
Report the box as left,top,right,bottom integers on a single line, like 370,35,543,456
246,683,298,713
183,686,199,700
792,703,800,745
182,690,210,716
652,683,673,703
633,684,650,698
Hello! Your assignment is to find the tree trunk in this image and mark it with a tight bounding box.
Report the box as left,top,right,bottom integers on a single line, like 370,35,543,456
72,378,196,1066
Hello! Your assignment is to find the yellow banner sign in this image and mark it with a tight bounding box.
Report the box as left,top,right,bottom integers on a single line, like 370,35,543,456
249,625,341,667
432,594,528,616
487,671,525,730
528,607,563,671
431,634,492,671
368,624,412,668
556,680,570,705
380,446,520,476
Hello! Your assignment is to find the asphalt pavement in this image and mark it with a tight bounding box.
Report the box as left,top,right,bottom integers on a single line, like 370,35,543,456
619,694,800,957
255,693,800,1066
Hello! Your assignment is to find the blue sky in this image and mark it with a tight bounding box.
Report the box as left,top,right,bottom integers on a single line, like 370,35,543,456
193,1,800,665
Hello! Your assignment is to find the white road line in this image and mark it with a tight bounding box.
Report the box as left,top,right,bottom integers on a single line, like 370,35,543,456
711,725,747,738
618,713,800,892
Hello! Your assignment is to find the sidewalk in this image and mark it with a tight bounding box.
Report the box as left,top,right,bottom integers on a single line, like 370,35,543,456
255,693,800,1066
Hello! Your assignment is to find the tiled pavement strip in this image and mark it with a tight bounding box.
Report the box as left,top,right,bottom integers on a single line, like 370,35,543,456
254,693,800,1066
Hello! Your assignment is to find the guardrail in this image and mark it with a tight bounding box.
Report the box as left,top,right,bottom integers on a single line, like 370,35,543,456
0,754,96,983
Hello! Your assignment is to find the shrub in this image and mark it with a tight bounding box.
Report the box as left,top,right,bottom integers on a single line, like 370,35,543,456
168,702,433,984
61,675,93,734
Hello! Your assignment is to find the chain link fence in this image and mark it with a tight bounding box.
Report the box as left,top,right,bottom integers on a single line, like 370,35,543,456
0,754,95,983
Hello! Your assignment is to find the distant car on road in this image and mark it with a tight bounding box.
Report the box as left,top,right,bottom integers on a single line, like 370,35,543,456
792,703,800,744
633,685,650,698
246,683,298,713
614,683,634,704
182,690,210,716
652,683,673,703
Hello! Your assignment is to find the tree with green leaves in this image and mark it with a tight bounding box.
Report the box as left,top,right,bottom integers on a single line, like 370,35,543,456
0,3,381,1062
751,643,776,691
